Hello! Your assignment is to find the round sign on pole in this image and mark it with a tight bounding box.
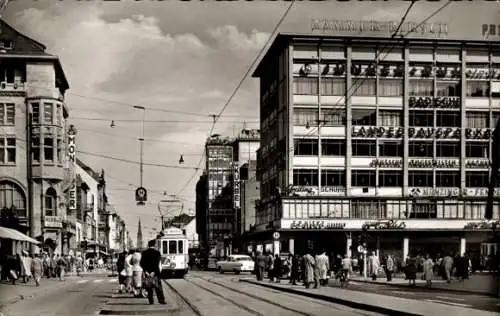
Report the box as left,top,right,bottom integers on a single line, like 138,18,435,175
135,187,147,204
273,232,280,240
357,245,364,253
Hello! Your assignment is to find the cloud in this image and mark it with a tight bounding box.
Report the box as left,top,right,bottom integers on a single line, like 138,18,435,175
207,25,270,51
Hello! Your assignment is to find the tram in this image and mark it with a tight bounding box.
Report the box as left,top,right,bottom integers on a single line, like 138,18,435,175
155,227,189,278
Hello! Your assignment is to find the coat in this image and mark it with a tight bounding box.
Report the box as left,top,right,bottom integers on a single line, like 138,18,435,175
303,254,315,283
31,257,43,278
368,255,380,276
423,259,434,281
386,256,394,272
314,253,329,279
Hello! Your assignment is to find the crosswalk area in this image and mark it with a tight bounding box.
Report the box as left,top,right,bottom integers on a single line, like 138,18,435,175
76,278,118,284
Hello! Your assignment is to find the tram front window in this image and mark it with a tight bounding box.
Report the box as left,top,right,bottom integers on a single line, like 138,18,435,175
178,240,184,254
162,241,168,254
169,240,177,254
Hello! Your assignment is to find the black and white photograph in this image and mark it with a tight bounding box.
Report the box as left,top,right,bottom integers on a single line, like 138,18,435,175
0,0,500,315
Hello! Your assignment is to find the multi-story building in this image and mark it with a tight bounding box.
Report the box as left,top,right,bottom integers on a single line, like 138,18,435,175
195,172,208,253
252,19,500,260
203,129,260,256
236,161,260,253
0,20,70,254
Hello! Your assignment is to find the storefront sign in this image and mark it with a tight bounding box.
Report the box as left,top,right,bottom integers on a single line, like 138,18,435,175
465,128,493,140
68,183,77,211
409,97,460,109
408,187,461,197
370,159,402,168
362,220,406,230
290,220,346,230
465,159,490,168
233,164,240,209
351,126,404,138
465,67,500,80
408,159,459,168
462,188,500,197
45,216,62,229
464,220,500,230
311,19,448,36
67,125,77,164
408,127,460,139
292,186,346,194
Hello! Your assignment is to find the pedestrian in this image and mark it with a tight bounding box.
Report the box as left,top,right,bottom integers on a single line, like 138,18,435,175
443,253,453,283
368,251,380,281
303,250,315,289
422,254,434,288
384,254,394,282
20,251,32,283
289,254,299,285
124,251,134,293
57,254,67,281
405,255,417,286
273,254,282,283
315,250,329,287
50,254,57,278
131,249,144,298
76,255,84,277
255,251,265,281
31,253,43,286
140,240,166,305
265,252,274,281
117,251,127,293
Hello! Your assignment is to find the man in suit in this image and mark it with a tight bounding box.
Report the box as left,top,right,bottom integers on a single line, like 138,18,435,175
140,240,166,305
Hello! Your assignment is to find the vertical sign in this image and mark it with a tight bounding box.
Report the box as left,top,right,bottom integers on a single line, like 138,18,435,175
68,125,77,164
233,163,240,209
69,183,77,211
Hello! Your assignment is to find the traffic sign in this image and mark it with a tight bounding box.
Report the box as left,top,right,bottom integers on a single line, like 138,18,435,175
357,245,365,253
273,232,280,240
135,187,148,204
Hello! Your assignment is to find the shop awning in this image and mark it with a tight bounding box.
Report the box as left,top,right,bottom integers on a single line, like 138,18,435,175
0,226,40,244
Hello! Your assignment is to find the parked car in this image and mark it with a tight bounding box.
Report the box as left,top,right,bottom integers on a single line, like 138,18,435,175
216,255,255,274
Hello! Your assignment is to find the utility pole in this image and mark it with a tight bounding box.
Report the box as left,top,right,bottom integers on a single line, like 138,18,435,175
134,106,146,188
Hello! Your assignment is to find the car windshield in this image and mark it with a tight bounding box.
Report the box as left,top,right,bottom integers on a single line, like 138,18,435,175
235,257,252,261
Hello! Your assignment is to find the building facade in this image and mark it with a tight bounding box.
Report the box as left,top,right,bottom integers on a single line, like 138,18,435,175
0,20,70,254
237,161,260,253
195,172,208,253
253,25,500,260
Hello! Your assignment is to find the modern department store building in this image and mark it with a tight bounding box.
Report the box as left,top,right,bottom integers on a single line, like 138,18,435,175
250,18,500,260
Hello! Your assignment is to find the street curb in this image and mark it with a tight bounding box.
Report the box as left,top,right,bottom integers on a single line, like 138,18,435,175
350,278,499,298
240,279,421,316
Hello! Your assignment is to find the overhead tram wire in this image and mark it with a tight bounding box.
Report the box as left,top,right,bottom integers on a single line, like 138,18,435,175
175,0,298,196
70,117,259,123
241,0,452,185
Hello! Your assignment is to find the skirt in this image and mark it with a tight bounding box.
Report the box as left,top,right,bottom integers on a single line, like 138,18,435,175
132,271,142,288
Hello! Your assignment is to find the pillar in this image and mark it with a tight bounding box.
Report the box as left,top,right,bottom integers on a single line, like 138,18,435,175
460,238,466,256
346,237,352,258
403,237,409,262
289,238,295,255
376,236,380,259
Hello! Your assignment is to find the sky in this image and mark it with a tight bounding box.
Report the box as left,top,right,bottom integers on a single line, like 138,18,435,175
4,0,499,243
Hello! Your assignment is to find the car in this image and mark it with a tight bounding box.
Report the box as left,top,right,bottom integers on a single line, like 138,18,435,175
216,255,255,274
206,257,218,271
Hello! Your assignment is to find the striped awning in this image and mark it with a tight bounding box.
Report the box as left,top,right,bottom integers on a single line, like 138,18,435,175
0,226,40,244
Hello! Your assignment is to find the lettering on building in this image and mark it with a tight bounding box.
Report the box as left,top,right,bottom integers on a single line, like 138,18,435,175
465,159,490,168
67,125,77,164
409,97,460,109
352,126,404,138
311,19,448,36
464,220,500,230
482,24,500,39
292,186,346,194
370,159,402,168
462,188,500,197
44,216,62,228
408,127,460,139
69,183,77,211
408,187,461,198
408,159,458,168
362,220,406,230
465,128,493,140
290,220,346,230
466,67,500,79
233,164,240,209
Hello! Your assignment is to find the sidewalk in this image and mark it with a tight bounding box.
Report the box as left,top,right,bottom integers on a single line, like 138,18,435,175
0,277,77,310
349,273,499,296
240,278,499,316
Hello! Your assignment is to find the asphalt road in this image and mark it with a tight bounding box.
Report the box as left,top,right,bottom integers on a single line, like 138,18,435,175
332,279,500,313
1,275,118,316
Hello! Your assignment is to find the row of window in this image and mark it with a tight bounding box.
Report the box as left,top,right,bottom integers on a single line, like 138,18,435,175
295,139,489,158
293,169,493,187
0,103,64,126
32,135,64,164
293,78,500,97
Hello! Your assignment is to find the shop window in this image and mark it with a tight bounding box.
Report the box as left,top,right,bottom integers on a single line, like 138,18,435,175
379,79,403,97
465,142,489,158
351,170,376,187
379,141,403,157
294,139,318,156
293,169,318,186
378,110,402,126
379,171,402,187
408,171,433,187
321,170,345,186
466,111,489,128
409,110,433,127
466,171,489,187
322,139,345,156
44,188,57,217
0,103,15,125
320,78,345,95
436,141,460,158
0,136,16,164
352,108,376,126
436,111,460,127
409,141,433,158
352,140,376,157
321,109,345,126
436,171,460,187
409,79,433,96
467,81,490,97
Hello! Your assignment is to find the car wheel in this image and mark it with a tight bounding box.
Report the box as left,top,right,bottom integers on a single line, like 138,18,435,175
234,270,241,275
218,266,223,274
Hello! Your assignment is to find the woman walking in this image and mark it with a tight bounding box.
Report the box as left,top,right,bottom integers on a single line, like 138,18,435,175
31,253,43,286
423,254,434,288
124,251,133,293
131,249,144,298
117,251,127,293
